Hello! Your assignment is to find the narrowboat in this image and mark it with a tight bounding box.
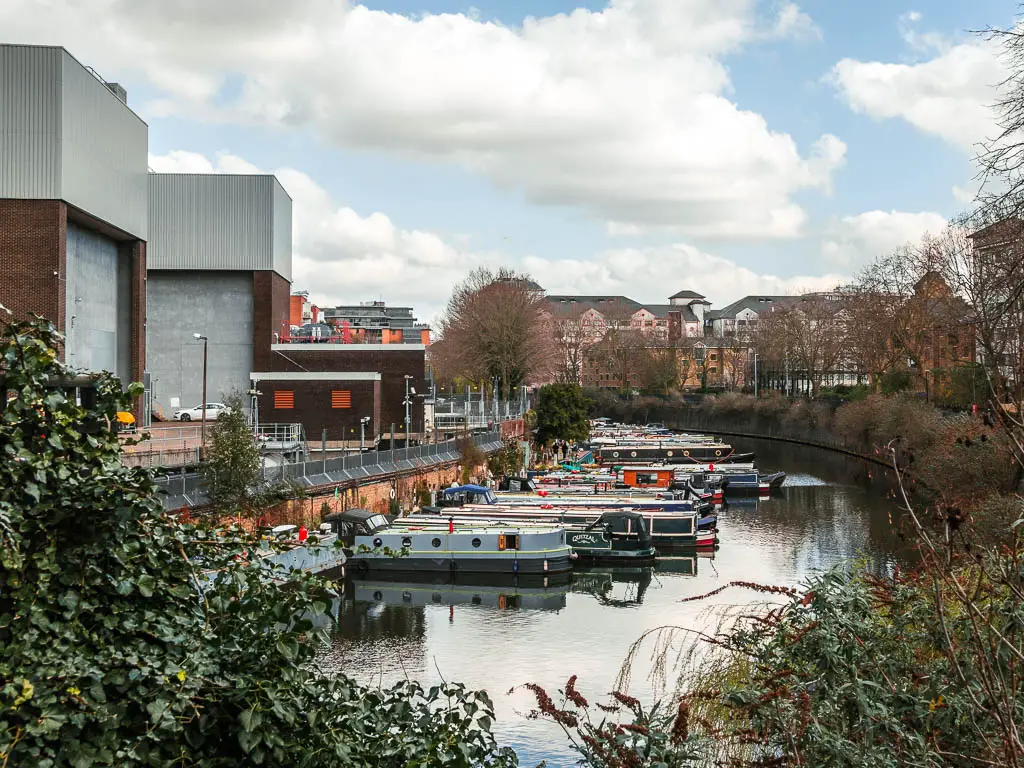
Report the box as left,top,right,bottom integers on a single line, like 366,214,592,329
326,508,572,575
438,484,708,514
593,444,755,465
263,524,348,578
674,469,787,496
565,510,656,566
413,506,718,549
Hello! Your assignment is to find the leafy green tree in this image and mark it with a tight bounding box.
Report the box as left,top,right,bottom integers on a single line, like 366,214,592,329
201,392,265,517
0,319,516,767
534,384,590,445
487,440,525,479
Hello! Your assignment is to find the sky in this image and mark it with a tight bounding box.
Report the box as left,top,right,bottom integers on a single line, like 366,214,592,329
2,0,1017,320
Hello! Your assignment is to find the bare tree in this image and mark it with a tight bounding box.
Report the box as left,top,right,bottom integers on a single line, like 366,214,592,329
434,268,552,396
549,308,589,385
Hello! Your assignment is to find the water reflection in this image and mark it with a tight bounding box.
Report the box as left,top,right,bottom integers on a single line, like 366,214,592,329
320,438,910,767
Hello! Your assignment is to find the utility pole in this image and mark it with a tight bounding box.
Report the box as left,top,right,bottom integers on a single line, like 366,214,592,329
193,333,208,447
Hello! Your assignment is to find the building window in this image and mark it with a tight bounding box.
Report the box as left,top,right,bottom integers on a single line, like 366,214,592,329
710,353,718,361
274,390,294,409
709,366,718,373
331,390,352,409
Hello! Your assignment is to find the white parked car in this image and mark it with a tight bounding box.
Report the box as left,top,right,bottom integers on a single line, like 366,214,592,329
173,403,231,422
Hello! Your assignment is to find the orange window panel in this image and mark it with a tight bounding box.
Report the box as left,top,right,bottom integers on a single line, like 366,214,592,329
274,390,295,409
331,390,352,409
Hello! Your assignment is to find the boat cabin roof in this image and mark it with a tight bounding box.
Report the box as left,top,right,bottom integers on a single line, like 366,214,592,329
323,508,377,523
442,484,490,495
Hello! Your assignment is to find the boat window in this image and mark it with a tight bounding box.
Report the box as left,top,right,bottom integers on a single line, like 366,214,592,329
401,537,412,548
372,537,383,548
483,490,498,504
402,591,412,603
471,537,482,548
471,595,482,605
431,593,443,603
373,591,383,601
498,534,520,550
431,537,442,548
366,514,389,530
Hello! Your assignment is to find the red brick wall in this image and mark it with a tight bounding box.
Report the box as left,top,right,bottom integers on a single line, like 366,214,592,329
256,379,378,441
0,200,67,333
266,347,425,432
253,271,291,371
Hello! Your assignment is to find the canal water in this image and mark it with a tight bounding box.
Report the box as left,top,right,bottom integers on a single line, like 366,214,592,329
317,438,908,766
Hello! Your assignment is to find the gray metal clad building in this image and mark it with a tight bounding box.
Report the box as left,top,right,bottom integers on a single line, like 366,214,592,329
147,174,291,279
0,44,148,389
0,45,148,238
146,173,293,419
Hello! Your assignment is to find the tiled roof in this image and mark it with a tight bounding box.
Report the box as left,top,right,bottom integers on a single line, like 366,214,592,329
668,289,706,300
547,295,642,316
709,295,801,320
642,304,698,322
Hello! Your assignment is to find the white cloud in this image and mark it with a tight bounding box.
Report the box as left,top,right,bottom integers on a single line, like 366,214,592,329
149,150,487,320
821,210,948,270
830,20,1003,152
5,0,839,238
150,149,845,317
769,1,821,41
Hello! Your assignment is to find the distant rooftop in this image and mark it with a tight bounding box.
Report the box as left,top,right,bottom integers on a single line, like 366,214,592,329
669,289,706,301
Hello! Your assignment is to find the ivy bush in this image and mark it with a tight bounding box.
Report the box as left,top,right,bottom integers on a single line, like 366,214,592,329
0,320,516,768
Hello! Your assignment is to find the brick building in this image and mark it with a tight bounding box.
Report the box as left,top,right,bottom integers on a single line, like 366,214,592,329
253,343,427,447
0,45,148,390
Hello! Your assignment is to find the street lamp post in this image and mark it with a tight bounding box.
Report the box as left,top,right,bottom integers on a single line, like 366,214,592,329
404,375,413,450
754,352,759,399
193,333,209,447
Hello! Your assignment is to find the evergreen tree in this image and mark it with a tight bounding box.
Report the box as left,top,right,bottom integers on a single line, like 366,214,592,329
534,384,590,445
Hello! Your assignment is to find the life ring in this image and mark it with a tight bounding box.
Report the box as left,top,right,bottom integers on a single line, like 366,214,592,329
683,450,690,457
612,451,619,458
630,451,637,457
389,487,397,499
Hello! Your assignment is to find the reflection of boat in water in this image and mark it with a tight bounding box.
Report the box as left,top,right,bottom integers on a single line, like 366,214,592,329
571,567,654,606
347,572,571,612
653,555,701,576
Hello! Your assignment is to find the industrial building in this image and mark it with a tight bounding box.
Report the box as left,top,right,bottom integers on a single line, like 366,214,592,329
252,342,427,449
0,45,148,389
146,173,292,419
1,43,429,455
